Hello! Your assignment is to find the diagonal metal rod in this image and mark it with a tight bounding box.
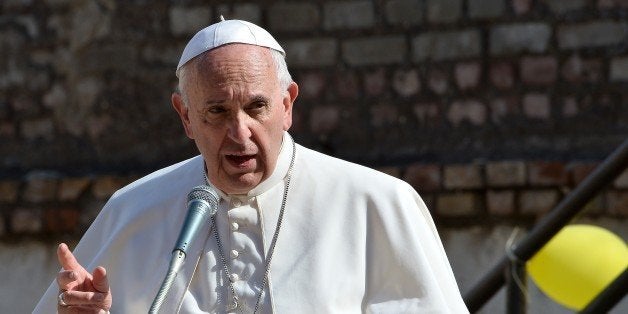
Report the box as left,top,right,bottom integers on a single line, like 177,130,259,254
579,267,628,314
463,138,628,313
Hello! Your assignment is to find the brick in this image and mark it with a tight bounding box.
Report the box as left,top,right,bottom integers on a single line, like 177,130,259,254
385,0,424,26
610,56,628,82
403,164,441,193
269,3,319,32
217,4,262,25
522,93,551,120
489,97,520,123
490,23,551,55
370,104,398,127
58,177,91,201
335,71,360,99
568,162,598,185
427,67,449,94
69,0,113,51
487,190,516,215
21,118,55,140
614,167,628,188
11,93,38,116
0,122,15,137
564,56,604,83
455,62,481,90
376,166,401,178
141,45,180,65
486,161,527,187
544,0,588,13
421,194,436,211
412,30,481,62
169,6,211,36
343,36,406,66
363,68,387,97
528,161,569,186
298,71,327,99
0,181,20,203
437,192,478,216
521,56,557,86
392,69,421,97
607,190,628,216
92,176,127,199
444,164,483,189
448,100,486,126
558,21,627,49
468,0,505,19
426,0,462,23
513,0,534,14
310,105,340,134
11,208,42,233
323,1,375,30
45,207,80,233
413,103,440,125
24,172,59,203
520,190,560,214
598,0,628,8
581,194,605,215
562,97,578,117
284,39,337,67
489,62,515,89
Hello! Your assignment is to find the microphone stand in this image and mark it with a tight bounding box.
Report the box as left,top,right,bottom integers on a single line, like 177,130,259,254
148,250,186,314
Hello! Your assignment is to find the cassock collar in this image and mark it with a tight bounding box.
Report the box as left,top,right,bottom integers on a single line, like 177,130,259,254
212,131,294,200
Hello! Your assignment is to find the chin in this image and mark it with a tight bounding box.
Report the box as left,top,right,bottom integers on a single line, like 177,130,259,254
225,174,263,194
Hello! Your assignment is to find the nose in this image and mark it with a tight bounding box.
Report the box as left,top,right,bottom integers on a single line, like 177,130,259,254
226,111,252,144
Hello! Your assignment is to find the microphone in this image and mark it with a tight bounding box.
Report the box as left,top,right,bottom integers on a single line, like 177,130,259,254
149,185,219,313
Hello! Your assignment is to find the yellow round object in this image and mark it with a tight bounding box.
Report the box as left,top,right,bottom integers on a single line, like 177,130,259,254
527,224,628,310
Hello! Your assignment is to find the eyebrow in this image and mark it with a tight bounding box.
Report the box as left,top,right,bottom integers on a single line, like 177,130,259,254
203,94,270,106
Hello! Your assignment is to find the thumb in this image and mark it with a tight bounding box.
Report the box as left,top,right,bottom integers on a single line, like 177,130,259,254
92,266,110,293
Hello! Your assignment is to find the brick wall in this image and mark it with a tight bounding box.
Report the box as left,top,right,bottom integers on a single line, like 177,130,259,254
1,0,627,241
1,161,627,240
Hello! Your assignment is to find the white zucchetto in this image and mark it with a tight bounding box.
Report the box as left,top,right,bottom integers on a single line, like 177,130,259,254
176,19,285,76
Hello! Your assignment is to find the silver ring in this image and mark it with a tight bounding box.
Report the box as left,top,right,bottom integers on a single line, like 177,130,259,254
58,291,68,307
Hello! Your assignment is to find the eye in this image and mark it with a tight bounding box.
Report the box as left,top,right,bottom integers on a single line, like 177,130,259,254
207,106,227,114
246,101,268,112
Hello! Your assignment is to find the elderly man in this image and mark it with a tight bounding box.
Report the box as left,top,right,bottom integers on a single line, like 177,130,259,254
34,20,468,313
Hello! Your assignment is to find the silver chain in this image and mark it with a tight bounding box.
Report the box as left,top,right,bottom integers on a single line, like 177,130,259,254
205,140,296,313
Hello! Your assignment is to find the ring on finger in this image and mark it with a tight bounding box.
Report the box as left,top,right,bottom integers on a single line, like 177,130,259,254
58,291,69,307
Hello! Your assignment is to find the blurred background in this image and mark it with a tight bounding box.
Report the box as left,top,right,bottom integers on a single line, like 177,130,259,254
0,0,626,312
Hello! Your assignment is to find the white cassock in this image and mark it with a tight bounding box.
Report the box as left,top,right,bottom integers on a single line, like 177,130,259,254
34,132,468,313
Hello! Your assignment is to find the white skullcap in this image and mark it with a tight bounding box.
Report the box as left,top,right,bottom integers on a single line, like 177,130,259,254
176,19,285,75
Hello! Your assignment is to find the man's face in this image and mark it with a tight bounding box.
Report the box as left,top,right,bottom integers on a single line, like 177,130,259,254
172,44,298,194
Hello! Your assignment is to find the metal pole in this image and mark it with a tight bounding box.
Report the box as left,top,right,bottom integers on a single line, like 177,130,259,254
463,138,628,312
506,259,527,314
579,267,628,314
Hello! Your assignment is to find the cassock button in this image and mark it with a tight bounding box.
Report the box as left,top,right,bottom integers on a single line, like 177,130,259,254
229,273,239,282
230,222,239,231
230,249,239,259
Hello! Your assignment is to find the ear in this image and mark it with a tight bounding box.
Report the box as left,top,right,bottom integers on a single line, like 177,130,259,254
282,82,299,131
172,92,195,139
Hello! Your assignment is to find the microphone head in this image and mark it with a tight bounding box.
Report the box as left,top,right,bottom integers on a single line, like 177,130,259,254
188,185,220,209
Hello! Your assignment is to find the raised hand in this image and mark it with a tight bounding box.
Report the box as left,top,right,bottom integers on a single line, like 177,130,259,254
56,243,112,313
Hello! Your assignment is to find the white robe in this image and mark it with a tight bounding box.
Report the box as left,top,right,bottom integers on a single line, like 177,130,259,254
34,133,468,313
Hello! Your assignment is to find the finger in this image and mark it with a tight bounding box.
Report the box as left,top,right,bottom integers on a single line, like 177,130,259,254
57,269,79,291
57,243,85,272
59,306,104,314
61,290,106,307
91,266,110,293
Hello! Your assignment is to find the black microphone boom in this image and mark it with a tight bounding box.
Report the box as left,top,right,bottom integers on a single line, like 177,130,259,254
149,185,219,313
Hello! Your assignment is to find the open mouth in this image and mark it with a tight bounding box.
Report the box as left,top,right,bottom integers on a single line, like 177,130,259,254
225,154,256,166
